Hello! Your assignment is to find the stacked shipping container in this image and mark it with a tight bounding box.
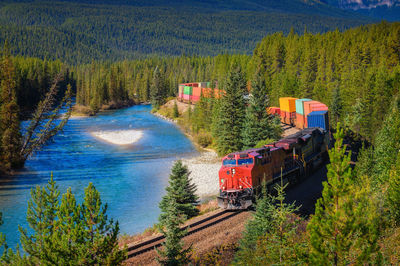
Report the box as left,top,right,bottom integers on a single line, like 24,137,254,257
307,111,329,131
267,107,281,116
278,97,330,131
178,82,222,103
303,101,328,127
279,97,298,125
295,99,311,129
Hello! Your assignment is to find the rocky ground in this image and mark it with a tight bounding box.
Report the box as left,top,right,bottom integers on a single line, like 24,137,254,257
181,151,221,198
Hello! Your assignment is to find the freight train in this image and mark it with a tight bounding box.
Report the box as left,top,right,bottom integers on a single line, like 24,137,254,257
178,82,223,103
217,127,330,210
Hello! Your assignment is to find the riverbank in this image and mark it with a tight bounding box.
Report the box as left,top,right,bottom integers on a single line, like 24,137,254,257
154,100,222,198
154,111,221,197
71,100,137,117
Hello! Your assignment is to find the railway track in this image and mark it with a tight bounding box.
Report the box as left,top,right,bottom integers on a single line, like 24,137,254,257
126,210,243,258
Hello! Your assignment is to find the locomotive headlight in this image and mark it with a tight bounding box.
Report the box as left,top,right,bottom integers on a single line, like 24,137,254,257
239,185,243,189
232,169,236,175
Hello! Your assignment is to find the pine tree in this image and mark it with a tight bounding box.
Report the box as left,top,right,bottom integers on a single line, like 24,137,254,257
151,66,165,110
156,198,191,265
18,174,60,264
387,154,400,226
16,176,126,265
242,70,279,149
234,182,274,263
235,181,307,265
373,96,400,185
330,86,343,127
0,42,23,171
252,183,306,265
78,183,126,265
213,64,247,155
307,124,380,265
159,160,199,226
19,76,72,163
0,212,6,261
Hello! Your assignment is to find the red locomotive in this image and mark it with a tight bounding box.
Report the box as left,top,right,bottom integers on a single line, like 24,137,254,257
217,128,330,210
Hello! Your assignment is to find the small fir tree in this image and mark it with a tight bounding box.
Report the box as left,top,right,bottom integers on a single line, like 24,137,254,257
156,198,191,265
235,180,307,265
252,183,307,265
173,100,179,118
234,181,274,263
159,160,199,225
307,124,380,265
0,212,7,261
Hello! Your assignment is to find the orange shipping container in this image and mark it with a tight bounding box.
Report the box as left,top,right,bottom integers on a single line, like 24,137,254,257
281,111,295,125
192,86,202,97
295,113,306,129
303,101,328,117
279,97,298,113
267,107,281,116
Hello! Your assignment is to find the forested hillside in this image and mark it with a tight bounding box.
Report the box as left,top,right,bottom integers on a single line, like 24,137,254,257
75,22,400,145
0,0,373,63
252,21,400,142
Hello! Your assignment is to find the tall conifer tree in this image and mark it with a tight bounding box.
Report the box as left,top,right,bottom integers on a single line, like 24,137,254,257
213,64,246,155
373,96,400,185
242,70,278,149
0,42,23,170
387,155,400,225
151,66,165,109
307,124,380,265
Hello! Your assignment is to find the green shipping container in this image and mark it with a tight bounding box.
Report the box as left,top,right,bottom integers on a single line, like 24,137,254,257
295,98,312,115
206,82,211,87
184,86,192,95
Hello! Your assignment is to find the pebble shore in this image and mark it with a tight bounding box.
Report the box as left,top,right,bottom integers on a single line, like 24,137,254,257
154,111,221,198
181,151,221,198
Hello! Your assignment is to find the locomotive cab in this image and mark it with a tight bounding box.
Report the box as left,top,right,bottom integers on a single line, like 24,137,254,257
218,153,254,210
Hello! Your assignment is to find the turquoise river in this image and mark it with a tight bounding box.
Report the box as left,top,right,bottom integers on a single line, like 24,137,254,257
0,104,198,248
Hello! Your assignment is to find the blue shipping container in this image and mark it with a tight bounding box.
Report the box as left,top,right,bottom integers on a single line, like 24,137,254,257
307,110,329,131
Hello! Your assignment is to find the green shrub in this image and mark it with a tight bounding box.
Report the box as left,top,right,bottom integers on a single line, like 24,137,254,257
197,132,213,148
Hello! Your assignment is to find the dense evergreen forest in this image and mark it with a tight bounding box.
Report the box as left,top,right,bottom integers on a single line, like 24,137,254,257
0,0,374,63
76,22,400,145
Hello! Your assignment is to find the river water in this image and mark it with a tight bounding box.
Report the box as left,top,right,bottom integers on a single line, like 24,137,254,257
0,105,198,249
